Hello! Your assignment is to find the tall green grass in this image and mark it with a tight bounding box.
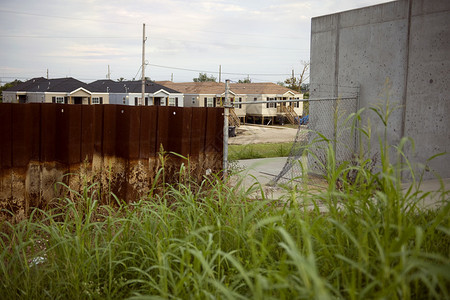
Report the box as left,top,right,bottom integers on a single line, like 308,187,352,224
1,101,449,299
229,142,293,160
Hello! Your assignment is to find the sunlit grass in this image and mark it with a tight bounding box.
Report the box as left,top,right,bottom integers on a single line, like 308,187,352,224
229,142,293,160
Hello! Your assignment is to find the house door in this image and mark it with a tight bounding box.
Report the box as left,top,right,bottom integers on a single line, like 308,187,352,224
74,97,83,104
154,97,161,106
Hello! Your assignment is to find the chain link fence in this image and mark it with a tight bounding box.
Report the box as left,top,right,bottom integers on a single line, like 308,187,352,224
271,92,359,187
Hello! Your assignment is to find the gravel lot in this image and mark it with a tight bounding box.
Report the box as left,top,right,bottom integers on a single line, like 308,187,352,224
228,124,299,145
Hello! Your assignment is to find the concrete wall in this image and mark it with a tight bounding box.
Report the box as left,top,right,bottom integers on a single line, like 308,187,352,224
310,0,450,180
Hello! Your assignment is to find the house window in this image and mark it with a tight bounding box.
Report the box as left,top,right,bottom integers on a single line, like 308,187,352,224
92,97,100,104
207,97,214,107
161,98,167,106
237,97,242,109
192,97,196,104
266,97,276,108
168,97,176,106
56,96,64,104
254,97,257,101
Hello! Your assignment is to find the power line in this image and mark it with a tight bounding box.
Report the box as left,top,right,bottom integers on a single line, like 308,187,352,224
149,64,292,76
0,34,308,52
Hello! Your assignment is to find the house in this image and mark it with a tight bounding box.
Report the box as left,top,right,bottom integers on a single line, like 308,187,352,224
88,80,183,107
230,83,303,125
156,81,246,125
157,81,303,125
2,77,109,104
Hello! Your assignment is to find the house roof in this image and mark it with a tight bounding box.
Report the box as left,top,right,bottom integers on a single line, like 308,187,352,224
230,83,301,95
156,81,227,94
156,81,301,96
4,77,91,93
89,80,180,94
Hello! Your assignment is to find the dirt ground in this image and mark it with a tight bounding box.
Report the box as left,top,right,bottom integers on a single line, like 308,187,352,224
228,124,299,145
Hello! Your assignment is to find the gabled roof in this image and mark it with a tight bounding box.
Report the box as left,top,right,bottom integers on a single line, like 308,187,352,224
89,80,180,94
156,81,227,94
156,81,301,96
230,83,301,95
4,77,91,93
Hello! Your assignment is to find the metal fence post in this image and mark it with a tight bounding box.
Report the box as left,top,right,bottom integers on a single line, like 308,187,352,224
223,79,230,175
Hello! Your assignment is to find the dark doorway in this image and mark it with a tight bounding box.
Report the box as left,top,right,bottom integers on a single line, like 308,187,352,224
74,97,83,104
154,97,161,106
18,95,27,104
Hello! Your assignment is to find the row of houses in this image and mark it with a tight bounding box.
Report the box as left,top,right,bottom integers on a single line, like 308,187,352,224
2,77,305,125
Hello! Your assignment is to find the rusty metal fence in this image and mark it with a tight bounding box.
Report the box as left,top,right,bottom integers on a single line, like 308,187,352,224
0,103,223,216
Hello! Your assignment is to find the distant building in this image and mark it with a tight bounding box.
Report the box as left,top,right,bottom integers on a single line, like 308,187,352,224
88,80,183,107
2,77,109,104
157,81,303,124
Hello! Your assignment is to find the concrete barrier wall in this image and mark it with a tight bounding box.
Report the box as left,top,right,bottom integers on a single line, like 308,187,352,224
0,103,224,218
310,0,450,180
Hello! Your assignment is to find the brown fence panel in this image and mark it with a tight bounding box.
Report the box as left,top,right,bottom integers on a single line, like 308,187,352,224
157,106,193,157
139,106,158,158
189,107,207,180
116,106,141,159
40,104,57,162
190,107,207,155
80,105,96,163
205,108,224,154
102,105,117,157
204,108,224,174
40,104,61,204
91,105,104,195
12,103,40,168
0,104,12,212
137,106,158,199
11,103,41,211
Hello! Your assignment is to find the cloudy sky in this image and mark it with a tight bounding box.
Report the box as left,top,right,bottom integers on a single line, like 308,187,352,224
0,0,390,84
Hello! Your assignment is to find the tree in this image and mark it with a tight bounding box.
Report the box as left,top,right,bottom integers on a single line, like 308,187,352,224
193,73,216,82
0,79,22,102
280,61,310,92
238,77,251,83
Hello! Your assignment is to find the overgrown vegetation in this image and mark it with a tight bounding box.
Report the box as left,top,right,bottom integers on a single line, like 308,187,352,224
1,100,449,299
229,142,293,160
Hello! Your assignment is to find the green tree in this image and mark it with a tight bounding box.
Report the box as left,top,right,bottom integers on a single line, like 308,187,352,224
238,77,251,83
0,79,22,102
193,73,216,82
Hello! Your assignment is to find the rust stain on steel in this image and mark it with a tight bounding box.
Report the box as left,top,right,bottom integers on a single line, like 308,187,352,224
0,103,224,218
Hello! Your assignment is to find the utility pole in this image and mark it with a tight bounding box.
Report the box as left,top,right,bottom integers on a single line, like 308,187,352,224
141,23,146,106
47,69,49,79
107,65,111,79
223,79,230,175
219,65,221,83
171,73,173,82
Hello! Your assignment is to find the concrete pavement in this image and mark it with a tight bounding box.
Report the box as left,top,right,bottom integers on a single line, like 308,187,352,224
233,157,450,209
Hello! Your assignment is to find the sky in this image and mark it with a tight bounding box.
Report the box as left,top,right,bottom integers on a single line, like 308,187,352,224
0,0,391,85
